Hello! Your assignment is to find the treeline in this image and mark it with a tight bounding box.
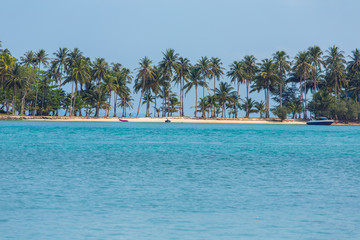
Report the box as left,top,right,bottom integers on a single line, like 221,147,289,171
1,40,360,120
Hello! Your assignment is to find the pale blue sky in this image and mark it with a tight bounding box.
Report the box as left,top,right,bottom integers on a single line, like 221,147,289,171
1,0,359,116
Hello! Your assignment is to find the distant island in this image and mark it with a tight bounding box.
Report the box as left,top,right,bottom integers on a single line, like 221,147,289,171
1,41,360,122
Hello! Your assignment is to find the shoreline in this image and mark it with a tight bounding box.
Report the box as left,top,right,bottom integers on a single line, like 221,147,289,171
1,115,356,125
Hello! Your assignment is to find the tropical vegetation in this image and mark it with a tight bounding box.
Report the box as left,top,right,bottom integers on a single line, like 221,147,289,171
1,41,360,121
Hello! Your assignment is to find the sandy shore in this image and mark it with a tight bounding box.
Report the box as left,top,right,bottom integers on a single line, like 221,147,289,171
0,115,308,124
1,115,357,125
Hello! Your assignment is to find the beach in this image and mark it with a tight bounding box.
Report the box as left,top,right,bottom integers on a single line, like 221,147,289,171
0,115,309,124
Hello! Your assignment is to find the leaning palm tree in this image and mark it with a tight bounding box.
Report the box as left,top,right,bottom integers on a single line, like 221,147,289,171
227,61,246,118
325,45,347,99
196,57,212,118
243,55,258,117
134,57,155,117
159,49,179,117
215,81,235,118
273,51,291,107
252,59,281,118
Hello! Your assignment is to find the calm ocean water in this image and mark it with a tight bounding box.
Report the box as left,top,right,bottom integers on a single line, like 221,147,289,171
1,121,359,239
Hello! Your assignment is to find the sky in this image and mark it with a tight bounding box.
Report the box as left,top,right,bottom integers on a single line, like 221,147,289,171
1,0,359,116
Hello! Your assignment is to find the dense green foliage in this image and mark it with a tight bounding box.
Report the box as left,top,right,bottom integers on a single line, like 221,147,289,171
1,42,360,120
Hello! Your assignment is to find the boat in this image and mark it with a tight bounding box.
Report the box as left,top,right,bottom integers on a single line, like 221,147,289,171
306,117,334,125
119,118,128,122
165,119,171,123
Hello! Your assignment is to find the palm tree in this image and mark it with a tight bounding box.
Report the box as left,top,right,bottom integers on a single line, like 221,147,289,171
196,57,211,118
286,100,302,119
252,59,281,118
227,61,246,118
175,57,190,116
20,51,36,68
215,82,235,118
308,46,324,94
92,57,109,85
293,51,314,119
4,64,23,114
347,49,360,102
64,56,90,116
0,53,17,113
243,55,258,118
159,49,179,117
255,101,266,118
184,66,204,117
134,57,154,117
325,45,347,99
209,57,224,117
52,48,69,87
273,51,291,107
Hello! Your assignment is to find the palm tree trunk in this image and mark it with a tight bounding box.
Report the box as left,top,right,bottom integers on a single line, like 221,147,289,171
213,77,216,118
299,76,304,119
162,88,165,117
202,85,205,118
304,83,307,119
136,89,144,118
12,85,16,115
246,80,249,118
195,85,198,117
113,93,117,117
70,81,74,116
280,84,283,107
21,90,27,115
236,81,239,118
154,93,157,117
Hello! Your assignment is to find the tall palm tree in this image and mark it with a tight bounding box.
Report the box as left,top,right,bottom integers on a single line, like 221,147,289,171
196,56,211,118
293,51,313,119
159,49,179,117
4,64,23,115
209,57,224,117
325,45,347,99
252,59,281,118
64,56,90,116
227,61,246,118
92,57,109,85
215,82,235,118
243,55,257,118
308,46,324,94
184,66,204,117
273,51,291,107
134,57,154,117
347,49,360,102
0,53,17,113
52,48,69,87
175,57,190,116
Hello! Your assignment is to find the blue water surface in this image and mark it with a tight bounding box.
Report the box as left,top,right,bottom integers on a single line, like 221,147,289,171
1,121,359,239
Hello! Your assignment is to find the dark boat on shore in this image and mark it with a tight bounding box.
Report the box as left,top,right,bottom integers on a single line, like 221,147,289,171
306,117,333,125
165,119,171,123
119,118,128,122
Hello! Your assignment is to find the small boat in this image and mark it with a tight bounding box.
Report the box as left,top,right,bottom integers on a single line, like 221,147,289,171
306,117,333,125
119,118,128,122
165,119,171,123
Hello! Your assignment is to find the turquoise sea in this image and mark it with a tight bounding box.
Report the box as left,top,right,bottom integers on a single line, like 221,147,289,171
1,121,359,239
